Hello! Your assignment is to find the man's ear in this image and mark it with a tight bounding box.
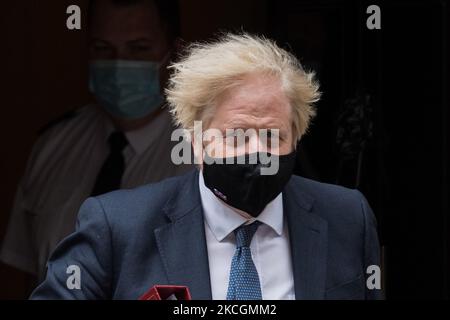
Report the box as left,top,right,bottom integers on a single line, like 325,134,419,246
191,132,203,167
294,139,299,151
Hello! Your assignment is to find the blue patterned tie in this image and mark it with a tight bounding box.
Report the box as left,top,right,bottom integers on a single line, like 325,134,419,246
226,221,262,300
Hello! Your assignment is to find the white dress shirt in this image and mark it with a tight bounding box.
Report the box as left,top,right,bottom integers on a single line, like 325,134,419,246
0,104,192,279
199,172,295,300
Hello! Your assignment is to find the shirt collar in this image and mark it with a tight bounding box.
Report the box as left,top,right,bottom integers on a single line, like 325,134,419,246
199,171,284,242
101,106,173,155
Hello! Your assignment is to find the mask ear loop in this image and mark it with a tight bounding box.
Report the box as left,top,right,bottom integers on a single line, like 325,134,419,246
201,138,228,165
201,142,215,165
191,126,209,166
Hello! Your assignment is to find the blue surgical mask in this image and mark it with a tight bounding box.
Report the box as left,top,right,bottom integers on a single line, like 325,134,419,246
89,59,165,119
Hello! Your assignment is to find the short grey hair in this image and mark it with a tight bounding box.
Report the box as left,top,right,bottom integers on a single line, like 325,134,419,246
166,33,321,142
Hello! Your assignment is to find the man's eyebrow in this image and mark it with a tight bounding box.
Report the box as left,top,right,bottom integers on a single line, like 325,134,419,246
223,119,287,130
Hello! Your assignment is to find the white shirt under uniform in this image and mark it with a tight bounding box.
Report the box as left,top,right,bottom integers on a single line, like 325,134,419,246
0,104,192,280
198,173,296,300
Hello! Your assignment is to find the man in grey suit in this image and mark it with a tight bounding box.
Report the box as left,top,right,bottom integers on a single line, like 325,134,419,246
31,33,382,300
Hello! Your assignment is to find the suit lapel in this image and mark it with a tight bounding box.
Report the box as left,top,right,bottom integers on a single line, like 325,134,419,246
284,178,328,299
154,172,328,300
154,170,212,299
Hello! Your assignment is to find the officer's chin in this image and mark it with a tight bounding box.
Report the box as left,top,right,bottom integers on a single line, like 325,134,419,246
102,106,164,132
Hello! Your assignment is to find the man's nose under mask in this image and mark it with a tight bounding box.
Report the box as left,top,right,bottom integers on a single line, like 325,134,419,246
89,59,164,120
202,151,296,217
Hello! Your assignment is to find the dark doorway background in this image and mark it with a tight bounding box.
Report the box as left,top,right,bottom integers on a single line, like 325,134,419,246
0,0,448,299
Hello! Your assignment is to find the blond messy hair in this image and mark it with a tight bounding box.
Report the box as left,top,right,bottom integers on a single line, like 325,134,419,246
166,33,321,142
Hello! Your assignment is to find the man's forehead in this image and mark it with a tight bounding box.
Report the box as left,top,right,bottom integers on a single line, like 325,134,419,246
90,1,163,36
224,73,286,101
218,77,291,119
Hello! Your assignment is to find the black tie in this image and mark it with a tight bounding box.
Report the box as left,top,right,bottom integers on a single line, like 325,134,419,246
91,131,128,196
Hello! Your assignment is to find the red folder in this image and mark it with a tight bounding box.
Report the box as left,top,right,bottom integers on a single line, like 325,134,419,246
139,285,192,300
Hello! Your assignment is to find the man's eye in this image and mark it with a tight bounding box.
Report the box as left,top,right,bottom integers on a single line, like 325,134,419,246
265,130,279,140
225,130,238,136
225,135,238,145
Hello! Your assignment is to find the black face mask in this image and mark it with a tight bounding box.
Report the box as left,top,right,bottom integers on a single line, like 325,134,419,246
202,151,296,217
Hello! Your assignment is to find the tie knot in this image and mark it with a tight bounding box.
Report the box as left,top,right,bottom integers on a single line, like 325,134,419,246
234,221,261,248
108,131,128,152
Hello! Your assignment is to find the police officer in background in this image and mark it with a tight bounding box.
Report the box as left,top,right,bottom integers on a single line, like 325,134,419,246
0,0,190,286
